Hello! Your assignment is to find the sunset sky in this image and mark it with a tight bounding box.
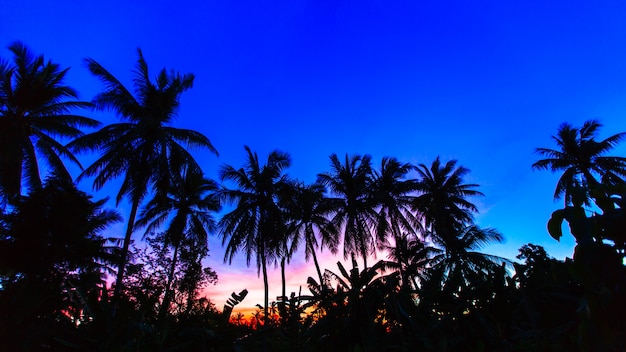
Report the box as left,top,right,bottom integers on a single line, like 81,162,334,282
5,0,626,313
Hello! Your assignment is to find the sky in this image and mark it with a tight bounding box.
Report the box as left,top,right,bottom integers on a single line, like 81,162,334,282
4,0,626,314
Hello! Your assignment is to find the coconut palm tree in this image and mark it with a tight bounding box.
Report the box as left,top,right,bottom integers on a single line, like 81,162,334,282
217,146,291,325
413,157,483,243
0,176,120,346
370,157,420,245
426,225,506,298
382,232,431,291
532,120,626,206
0,42,97,203
282,181,339,289
68,49,217,302
272,180,299,318
318,153,377,269
135,167,220,322
368,157,420,290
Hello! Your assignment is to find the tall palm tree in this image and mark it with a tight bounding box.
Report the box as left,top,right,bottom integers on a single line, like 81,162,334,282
370,157,420,246
369,157,420,290
273,181,299,316
135,168,220,322
68,49,217,302
413,157,483,243
282,181,339,289
427,225,506,296
532,120,626,205
217,146,291,325
382,233,431,291
0,42,97,203
318,154,377,269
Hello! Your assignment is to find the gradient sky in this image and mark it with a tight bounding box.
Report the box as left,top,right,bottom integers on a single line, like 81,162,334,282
5,0,626,313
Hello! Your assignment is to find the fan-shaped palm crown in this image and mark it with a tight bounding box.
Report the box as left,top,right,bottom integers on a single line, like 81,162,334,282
413,157,483,240
70,49,217,205
532,120,626,205
317,154,377,268
68,49,217,304
370,157,419,247
281,181,339,285
0,42,97,202
218,146,291,324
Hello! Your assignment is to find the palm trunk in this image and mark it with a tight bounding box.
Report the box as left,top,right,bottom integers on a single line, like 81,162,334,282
393,232,409,291
281,257,286,300
113,198,139,306
310,242,324,288
362,248,368,270
261,250,269,326
280,256,287,323
159,242,180,323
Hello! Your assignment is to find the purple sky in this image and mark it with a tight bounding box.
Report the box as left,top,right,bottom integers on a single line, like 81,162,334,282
5,0,626,311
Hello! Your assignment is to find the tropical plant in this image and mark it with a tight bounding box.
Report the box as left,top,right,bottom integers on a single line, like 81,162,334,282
317,153,377,269
382,232,431,291
532,120,626,206
370,157,420,289
370,157,419,243
135,167,220,322
282,181,339,289
426,225,506,294
0,42,97,203
413,157,483,243
0,176,120,351
218,146,291,325
307,255,398,351
68,49,217,302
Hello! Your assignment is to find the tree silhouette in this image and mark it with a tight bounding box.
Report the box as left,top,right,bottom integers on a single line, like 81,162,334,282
370,157,419,289
413,157,483,244
318,154,377,269
68,49,217,303
0,176,120,350
218,146,291,325
382,232,430,291
427,225,506,294
0,42,97,203
135,167,220,322
282,181,339,287
533,120,626,206
308,255,398,351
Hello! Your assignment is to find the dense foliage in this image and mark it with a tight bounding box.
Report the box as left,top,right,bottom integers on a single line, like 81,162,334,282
1,43,625,351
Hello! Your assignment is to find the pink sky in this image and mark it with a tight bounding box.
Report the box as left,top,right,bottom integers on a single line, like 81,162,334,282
202,237,391,315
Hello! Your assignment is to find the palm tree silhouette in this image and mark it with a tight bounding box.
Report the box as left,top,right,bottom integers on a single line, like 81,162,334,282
318,153,377,269
135,167,220,322
218,146,291,325
413,157,483,244
282,181,339,289
68,49,217,303
0,176,120,339
427,225,506,292
533,120,626,206
382,233,430,291
0,42,97,203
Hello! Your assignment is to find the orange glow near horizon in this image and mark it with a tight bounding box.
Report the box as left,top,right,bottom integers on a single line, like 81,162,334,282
202,244,393,314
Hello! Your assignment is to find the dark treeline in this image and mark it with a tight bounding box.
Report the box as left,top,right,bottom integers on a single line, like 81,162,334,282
1,43,626,351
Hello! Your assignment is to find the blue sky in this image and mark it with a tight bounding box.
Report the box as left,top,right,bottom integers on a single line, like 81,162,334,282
5,0,626,310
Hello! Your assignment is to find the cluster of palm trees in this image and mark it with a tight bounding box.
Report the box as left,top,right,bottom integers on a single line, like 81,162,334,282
0,41,506,322
0,42,219,313
217,148,507,325
3,41,626,350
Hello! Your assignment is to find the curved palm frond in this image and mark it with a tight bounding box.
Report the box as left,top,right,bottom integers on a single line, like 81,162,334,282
218,146,292,325
533,120,626,205
0,42,94,202
317,153,377,268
